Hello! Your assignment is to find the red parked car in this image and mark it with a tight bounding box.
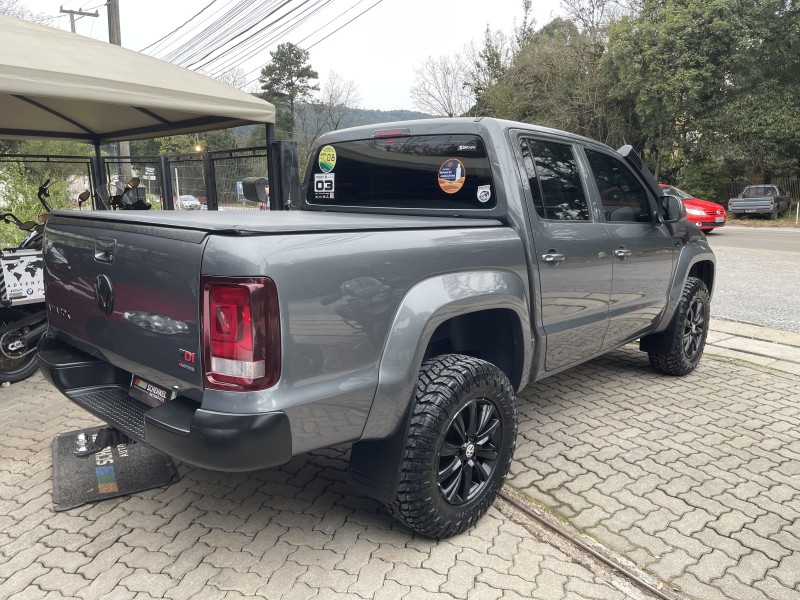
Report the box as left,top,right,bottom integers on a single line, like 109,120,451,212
659,184,727,232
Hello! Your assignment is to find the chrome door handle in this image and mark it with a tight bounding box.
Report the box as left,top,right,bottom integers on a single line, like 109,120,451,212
614,248,632,259
542,253,565,264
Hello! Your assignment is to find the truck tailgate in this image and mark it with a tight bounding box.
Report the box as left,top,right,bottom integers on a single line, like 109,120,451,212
43,216,206,391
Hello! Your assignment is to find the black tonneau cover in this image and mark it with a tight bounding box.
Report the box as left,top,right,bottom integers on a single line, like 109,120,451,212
48,210,502,237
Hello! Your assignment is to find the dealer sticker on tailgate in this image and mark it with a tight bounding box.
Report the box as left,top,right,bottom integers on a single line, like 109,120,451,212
129,375,175,407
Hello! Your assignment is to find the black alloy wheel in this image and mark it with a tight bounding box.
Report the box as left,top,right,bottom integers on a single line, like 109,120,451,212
388,354,517,538
649,277,710,376
438,398,502,506
682,295,706,360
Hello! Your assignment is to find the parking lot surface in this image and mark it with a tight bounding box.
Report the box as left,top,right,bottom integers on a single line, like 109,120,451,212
1,325,798,600
511,345,800,600
0,375,652,600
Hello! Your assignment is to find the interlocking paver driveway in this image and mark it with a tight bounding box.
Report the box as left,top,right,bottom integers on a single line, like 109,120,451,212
0,374,648,600
510,346,800,600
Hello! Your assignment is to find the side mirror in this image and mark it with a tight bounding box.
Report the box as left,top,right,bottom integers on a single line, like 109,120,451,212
19,220,37,231
659,195,686,223
242,177,269,202
126,177,141,189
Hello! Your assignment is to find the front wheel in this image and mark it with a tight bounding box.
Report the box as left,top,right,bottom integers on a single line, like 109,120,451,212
0,307,41,383
388,354,517,538
648,277,710,376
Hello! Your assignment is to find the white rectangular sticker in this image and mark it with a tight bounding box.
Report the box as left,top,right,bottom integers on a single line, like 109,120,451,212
1,249,44,305
314,173,335,199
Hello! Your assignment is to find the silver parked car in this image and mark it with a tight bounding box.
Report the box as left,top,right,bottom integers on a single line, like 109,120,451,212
176,194,201,210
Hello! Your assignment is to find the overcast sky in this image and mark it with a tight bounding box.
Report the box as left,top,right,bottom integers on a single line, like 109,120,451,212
24,0,562,111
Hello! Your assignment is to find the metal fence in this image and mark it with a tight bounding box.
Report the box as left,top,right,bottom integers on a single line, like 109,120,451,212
210,147,269,211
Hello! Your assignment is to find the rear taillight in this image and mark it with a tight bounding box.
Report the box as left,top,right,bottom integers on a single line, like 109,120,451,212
202,276,280,391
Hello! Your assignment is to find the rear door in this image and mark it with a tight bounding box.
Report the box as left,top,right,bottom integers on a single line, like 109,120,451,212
581,148,675,347
517,136,612,371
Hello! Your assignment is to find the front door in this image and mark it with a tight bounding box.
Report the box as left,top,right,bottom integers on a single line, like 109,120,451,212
582,148,675,348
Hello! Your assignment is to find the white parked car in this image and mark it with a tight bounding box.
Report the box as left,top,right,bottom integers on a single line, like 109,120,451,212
176,195,201,210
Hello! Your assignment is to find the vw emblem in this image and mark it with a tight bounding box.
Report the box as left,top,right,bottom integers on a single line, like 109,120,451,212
94,274,114,315
465,443,476,459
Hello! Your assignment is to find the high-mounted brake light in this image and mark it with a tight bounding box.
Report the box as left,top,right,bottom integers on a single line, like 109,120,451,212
201,276,280,391
373,128,410,138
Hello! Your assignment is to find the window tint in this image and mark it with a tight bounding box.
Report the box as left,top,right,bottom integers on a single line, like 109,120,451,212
521,139,590,221
585,150,653,223
305,135,495,210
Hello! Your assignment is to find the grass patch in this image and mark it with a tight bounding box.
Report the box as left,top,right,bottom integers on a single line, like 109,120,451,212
728,209,800,228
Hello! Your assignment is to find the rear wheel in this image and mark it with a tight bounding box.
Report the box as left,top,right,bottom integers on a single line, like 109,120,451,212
0,307,40,383
648,277,710,376
388,354,517,538
769,210,778,220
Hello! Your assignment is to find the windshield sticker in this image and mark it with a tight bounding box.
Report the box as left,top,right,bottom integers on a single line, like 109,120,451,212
438,159,466,194
477,185,491,203
319,145,337,173
314,173,335,199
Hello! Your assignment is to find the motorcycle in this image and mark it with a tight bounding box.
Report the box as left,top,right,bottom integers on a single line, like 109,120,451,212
0,177,147,383
0,179,51,383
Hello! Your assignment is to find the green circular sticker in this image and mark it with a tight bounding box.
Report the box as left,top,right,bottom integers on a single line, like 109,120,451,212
319,145,337,173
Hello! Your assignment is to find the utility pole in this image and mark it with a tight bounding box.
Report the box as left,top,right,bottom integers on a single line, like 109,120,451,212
107,0,121,45
59,6,99,33
106,0,132,183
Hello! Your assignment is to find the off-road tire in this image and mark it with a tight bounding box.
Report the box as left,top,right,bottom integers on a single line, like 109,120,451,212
769,210,778,220
0,307,40,383
648,277,710,376
387,354,517,538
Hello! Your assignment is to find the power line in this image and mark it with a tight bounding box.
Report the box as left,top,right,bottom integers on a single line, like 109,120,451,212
205,0,333,76
139,0,222,52
306,0,385,49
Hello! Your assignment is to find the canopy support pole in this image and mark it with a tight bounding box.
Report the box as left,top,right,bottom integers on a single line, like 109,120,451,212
92,142,109,210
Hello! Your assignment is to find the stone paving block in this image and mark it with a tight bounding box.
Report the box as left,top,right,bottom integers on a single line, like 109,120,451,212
372,580,412,600
386,564,448,593
256,562,308,597
33,568,89,596
205,568,265,595
768,552,800,588
159,523,210,557
0,543,50,579
119,570,178,596
161,542,214,580
713,574,771,600
421,541,460,575
708,509,755,537
36,547,92,573
346,560,393,598
754,575,800,600
118,546,174,574
465,582,503,600
0,563,49,598
647,548,695,582
297,566,358,595
77,542,130,580
686,548,738,581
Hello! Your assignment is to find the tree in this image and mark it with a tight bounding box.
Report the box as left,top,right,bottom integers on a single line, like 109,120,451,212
0,0,46,21
295,72,360,172
410,55,474,117
258,43,319,138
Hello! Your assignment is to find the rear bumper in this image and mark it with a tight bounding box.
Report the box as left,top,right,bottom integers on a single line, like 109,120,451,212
38,337,292,472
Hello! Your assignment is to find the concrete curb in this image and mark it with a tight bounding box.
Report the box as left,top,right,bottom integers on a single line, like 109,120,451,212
706,317,800,376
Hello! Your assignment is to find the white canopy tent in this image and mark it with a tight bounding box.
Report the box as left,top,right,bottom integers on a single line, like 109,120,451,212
0,14,275,144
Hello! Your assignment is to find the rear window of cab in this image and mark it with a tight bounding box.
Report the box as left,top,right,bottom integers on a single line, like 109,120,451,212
305,134,496,210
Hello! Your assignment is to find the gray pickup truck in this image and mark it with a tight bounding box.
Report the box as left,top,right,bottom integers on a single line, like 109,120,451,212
729,184,791,219
39,118,715,538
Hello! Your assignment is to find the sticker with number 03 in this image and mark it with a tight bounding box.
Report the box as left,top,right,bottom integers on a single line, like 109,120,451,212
314,173,335,198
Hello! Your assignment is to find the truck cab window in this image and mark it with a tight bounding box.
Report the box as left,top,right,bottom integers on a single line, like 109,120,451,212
585,150,653,223
520,139,590,221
